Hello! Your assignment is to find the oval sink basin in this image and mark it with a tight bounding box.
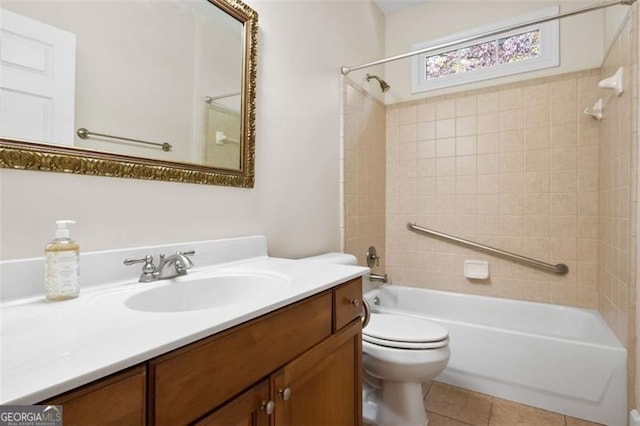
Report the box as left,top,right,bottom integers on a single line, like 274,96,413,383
125,273,290,313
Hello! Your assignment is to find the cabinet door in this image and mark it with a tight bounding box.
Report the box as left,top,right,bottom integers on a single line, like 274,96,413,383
273,320,362,426
194,380,271,426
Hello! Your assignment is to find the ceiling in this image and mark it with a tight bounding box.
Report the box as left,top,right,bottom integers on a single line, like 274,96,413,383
373,0,429,15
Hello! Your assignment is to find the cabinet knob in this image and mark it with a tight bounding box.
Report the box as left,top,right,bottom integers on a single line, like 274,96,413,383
350,298,360,308
278,387,292,401
260,400,275,415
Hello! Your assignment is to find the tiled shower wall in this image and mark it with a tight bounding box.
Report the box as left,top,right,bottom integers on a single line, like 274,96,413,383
385,69,601,307
598,7,638,407
342,80,386,272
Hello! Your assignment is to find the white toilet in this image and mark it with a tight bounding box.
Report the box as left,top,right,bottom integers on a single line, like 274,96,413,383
300,252,451,426
362,312,450,426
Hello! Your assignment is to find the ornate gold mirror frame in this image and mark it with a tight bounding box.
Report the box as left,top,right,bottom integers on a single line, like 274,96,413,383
0,0,257,188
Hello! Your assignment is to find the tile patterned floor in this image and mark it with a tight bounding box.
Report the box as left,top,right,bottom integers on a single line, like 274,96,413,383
424,382,603,426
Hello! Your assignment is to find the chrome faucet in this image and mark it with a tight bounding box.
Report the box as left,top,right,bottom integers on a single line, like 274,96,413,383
124,250,195,282
156,251,194,279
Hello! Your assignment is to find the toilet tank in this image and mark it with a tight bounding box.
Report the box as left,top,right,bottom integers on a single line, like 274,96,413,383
299,252,381,292
300,252,358,266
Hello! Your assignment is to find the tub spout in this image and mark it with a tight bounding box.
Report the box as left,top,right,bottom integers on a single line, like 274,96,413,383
369,273,389,284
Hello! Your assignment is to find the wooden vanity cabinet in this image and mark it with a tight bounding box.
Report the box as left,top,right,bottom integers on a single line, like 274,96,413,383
201,278,363,426
41,277,363,426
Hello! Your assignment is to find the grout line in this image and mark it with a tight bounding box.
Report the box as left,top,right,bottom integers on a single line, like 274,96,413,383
487,396,495,426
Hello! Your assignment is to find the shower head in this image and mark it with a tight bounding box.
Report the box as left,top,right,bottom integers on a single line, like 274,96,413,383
366,73,390,93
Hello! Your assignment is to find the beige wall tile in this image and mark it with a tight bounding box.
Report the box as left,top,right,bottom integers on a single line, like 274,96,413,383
524,84,549,107
525,104,550,129
500,130,524,152
399,104,417,125
550,101,577,126
551,124,578,149
501,173,523,194
525,127,550,150
437,99,456,120
456,156,477,176
500,151,523,173
418,103,436,122
437,119,456,139
456,96,477,117
500,109,524,131
550,79,577,104
525,150,550,172
437,157,456,176
478,175,500,195
477,154,500,175
525,172,550,193
457,116,477,136
500,88,523,111
477,133,500,154
418,140,436,159
399,124,417,143
456,136,477,156
477,92,500,113
417,122,436,141
477,113,501,134
437,138,456,157
551,147,578,171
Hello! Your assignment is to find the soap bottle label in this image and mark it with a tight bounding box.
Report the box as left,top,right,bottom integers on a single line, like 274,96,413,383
45,251,79,296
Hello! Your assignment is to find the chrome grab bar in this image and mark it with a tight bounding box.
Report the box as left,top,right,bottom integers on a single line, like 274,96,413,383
406,222,569,275
77,128,172,152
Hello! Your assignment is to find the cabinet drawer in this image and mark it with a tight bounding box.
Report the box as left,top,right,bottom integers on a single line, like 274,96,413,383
44,366,146,426
150,292,332,425
333,278,363,331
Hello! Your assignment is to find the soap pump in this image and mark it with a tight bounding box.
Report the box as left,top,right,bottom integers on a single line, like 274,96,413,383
45,220,80,301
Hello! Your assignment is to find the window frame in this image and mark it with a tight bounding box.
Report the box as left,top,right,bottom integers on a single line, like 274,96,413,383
411,6,560,94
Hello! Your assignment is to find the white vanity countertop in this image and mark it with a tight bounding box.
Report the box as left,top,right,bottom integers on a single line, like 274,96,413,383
0,255,368,404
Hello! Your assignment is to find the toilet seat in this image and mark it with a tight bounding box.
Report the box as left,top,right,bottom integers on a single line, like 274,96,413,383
363,313,449,350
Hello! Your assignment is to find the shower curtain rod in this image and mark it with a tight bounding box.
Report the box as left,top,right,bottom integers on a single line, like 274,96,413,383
341,0,637,75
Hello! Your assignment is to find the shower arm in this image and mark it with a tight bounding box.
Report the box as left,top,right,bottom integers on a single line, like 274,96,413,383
341,0,637,75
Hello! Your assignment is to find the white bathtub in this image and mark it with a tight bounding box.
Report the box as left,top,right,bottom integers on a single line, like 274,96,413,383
364,285,627,426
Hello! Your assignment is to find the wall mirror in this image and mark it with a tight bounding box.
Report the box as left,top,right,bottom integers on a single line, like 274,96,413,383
0,0,257,187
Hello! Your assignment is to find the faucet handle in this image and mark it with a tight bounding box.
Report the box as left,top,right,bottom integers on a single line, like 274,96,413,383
123,254,157,282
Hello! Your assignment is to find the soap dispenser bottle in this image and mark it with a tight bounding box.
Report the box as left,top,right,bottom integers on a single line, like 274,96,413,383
45,220,80,301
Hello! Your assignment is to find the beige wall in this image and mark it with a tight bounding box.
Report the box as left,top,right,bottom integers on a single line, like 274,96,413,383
342,79,387,272
0,0,386,261
598,6,638,408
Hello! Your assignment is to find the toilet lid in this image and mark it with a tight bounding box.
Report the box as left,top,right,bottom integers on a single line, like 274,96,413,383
363,313,449,349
